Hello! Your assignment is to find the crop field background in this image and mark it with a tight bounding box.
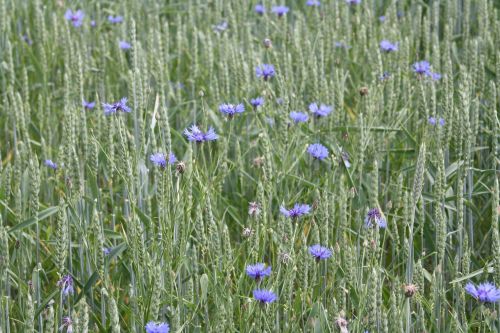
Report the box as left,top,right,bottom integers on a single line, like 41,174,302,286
1,0,500,332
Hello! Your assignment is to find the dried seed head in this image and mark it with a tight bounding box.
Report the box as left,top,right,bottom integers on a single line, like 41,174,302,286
403,283,418,297
176,161,186,174
242,227,254,238
253,156,265,167
359,86,369,96
335,312,348,333
248,202,261,217
263,38,272,48
279,252,292,264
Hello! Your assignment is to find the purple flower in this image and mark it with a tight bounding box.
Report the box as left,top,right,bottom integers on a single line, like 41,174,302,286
290,111,308,123
438,118,445,126
82,100,95,110
309,103,332,117
280,203,310,219
412,61,431,75
45,159,58,170
213,21,228,33
57,275,74,296
306,0,321,6
108,15,123,24
184,125,218,142
428,117,437,125
276,97,284,105
379,72,391,81
119,41,131,50
102,98,131,115
364,208,387,228
346,0,362,4
103,247,111,256
309,244,332,261
253,289,277,304
429,72,442,81
90,20,96,27
246,263,272,281
255,64,276,81
64,9,84,27
379,15,386,22
380,40,398,52
21,34,32,45
219,103,245,117
465,282,500,303
255,4,265,15
59,316,73,333
272,5,289,17
250,97,264,109
307,143,329,160
335,41,350,49
150,152,176,167
145,321,170,333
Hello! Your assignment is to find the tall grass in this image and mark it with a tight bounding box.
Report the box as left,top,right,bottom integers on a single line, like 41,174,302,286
1,0,500,332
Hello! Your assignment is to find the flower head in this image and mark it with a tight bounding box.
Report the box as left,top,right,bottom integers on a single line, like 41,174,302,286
429,72,442,81
145,321,170,333
465,282,500,303
346,0,361,4
309,103,333,117
103,247,111,256
82,100,95,110
438,118,445,126
64,9,85,27
280,203,311,219
364,208,387,228
309,244,332,261
184,125,218,142
90,20,96,27
119,41,131,50
272,5,289,17
290,111,308,123
102,98,131,115
380,40,398,52
213,21,228,33
379,72,391,81
335,41,350,49
379,15,386,22
253,289,277,304
219,103,245,117
45,159,58,170
255,64,276,81
248,202,261,217
57,275,74,296
59,316,73,333
246,263,272,281
306,0,321,6
307,143,329,160
412,61,431,75
428,117,437,126
255,4,265,15
108,15,123,24
150,153,176,168
250,97,264,109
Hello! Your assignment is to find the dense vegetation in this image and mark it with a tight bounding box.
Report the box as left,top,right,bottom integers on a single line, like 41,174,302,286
1,0,500,332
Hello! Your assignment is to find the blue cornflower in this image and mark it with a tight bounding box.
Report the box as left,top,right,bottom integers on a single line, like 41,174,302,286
102,98,131,115
108,15,123,24
306,0,321,6
184,125,218,142
219,103,245,117
246,263,272,281
438,118,445,126
309,244,332,261
256,64,276,81
335,41,350,49
272,5,289,17
119,41,131,50
253,289,277,304
21,34,32,45
255,4,265,15
379,16,386,22
45,159,58,170
307,143,329,160
428,117,437,126
150,153,177,168
380,40,398,52
90,20,96,27
213,21,228,33
145,321,170,333
60,317,73,332
64,9,84,27
276,97,284,105
290,111,308,123
57,275,74,296
280,204,310,219
364,208,387,228
82,100,95,110
465,282,500,303
429,72,442,81
412,61,431,75
250,97,264,109
103,247,111,256
309,103,332,117
379,72,391,81
346,0,361,4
